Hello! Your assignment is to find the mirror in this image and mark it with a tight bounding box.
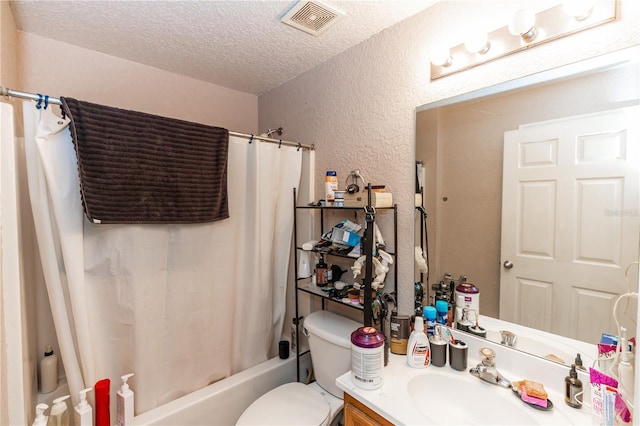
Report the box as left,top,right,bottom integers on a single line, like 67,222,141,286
415,47,640,364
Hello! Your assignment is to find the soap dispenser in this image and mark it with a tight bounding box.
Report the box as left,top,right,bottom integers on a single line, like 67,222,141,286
74,387,93,426
116,373,135,426
564,365,583,408
48,395,70,426
32,403,49,426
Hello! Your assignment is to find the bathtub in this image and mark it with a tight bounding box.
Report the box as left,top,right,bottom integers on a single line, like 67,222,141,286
134,353,310,425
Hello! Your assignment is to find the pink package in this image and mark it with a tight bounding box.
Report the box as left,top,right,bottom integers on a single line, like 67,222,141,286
520,385,548,408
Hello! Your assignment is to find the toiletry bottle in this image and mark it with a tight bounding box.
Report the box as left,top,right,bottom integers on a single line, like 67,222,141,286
74,387,93,426
407,316,431,368
315,255,328,286
325,171,338,203
94,378,110,426
435,300,448,325
117,373,135,426
574,353,586,371
423,306,436,337
47,394,70,426
39,344,58,393
618,328,635,402
564,365,583,408
33,403,49,426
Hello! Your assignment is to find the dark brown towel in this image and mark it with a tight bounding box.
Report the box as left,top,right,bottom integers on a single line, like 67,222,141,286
61,97,229,224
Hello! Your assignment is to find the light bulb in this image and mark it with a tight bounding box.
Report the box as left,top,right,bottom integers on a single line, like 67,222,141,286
464,32,490,54
563,0,595,20
430,46,453,67
509,9,537,41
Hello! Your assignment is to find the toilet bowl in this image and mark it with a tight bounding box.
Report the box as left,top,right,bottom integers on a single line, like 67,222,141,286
236,310,360,426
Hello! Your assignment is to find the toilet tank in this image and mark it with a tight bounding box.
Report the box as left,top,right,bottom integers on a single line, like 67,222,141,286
303,310,361,398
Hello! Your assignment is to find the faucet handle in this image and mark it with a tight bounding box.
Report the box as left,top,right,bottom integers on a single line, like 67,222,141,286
480,347,495,364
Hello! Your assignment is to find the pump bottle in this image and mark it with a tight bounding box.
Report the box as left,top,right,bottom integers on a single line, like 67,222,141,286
407,316,430,368
564,365,583,408
117,373,135,426
74,387,93,426
47,394,70,426
33,403,49,426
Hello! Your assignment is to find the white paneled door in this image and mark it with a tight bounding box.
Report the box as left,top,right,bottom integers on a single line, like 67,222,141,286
499,106,639,344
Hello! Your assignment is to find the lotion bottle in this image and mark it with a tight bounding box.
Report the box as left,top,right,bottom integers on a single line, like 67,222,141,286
33,403,49,426
74,387,93,426
116,373,135,426
407,316,430,368
39,344,58,393
47,395,70,426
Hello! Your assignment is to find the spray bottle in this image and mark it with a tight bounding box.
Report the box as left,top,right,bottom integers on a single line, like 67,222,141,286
47,395,70,426
117,373,135,426
74,387,93,426
32,403,49,426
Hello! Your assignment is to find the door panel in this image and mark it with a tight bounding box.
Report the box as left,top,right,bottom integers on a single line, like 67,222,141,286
500,106,639,343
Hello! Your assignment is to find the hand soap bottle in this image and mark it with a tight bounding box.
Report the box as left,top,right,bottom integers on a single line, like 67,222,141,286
47,394,70,426
116,373,135,426
32,403,49,426
564,365,583,408
74,387,93,426
407,316,430,368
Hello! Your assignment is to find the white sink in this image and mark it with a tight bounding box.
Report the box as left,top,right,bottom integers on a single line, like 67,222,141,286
408,372,543,425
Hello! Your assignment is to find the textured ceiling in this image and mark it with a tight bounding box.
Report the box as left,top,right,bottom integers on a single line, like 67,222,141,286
10,0,437,95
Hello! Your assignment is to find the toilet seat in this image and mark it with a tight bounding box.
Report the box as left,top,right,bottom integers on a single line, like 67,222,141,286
236,382,331,426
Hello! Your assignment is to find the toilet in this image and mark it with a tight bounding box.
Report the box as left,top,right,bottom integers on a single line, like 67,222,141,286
236,310,360,426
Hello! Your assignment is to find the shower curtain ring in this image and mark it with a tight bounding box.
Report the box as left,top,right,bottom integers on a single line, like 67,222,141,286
249,134,254,144
278,139,282,148
44,95,49,110
297,143,301,151
36,93,43,109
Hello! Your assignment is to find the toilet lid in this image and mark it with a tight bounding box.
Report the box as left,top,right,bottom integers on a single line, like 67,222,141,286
236,382,330,426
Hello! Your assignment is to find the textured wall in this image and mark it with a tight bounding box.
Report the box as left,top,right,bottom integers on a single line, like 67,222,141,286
17,32,259,133
259,0,640,314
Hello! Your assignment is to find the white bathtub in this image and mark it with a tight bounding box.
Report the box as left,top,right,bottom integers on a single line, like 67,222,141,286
134,354,309,425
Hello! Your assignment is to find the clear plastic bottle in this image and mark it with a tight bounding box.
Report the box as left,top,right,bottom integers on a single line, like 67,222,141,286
47,395,70,426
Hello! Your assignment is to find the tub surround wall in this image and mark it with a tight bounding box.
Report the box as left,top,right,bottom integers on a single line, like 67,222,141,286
258,0,640,315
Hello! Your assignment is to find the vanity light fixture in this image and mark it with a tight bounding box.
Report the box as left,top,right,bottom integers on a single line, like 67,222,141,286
464,32,491,55
429,0,616,80
508,9,537,42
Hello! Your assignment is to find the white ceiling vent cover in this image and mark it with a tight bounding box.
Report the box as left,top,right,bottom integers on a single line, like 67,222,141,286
281,0,345,36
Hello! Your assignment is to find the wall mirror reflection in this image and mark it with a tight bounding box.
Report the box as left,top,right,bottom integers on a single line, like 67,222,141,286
415,47,640,365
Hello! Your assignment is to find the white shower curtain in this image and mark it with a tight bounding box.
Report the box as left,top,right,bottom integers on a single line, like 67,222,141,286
23,100,302,414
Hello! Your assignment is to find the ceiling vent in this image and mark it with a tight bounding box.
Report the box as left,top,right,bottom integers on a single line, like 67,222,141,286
281,0,345,36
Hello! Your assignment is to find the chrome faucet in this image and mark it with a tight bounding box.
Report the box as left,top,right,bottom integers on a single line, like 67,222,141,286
500,330,517,347
469,348,511,388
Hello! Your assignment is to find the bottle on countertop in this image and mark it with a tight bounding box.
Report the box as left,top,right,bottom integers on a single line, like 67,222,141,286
74,387,93,426
33,403,49,426
47,395,70,426
39,344,58,394
564,365,583,408
407,316,431,368
116,373,135,426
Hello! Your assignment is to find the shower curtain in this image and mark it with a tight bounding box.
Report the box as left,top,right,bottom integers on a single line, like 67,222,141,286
22,100,303,414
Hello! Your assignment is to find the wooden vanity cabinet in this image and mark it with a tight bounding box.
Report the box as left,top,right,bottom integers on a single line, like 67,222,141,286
344,392,394,426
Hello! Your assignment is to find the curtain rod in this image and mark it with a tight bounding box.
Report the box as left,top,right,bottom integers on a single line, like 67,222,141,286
1,86,314,151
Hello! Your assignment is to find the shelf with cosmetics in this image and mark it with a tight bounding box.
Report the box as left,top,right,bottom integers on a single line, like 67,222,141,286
292,188,397,381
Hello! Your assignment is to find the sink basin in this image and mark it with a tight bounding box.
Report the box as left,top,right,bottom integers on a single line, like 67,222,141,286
406,371,576,425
